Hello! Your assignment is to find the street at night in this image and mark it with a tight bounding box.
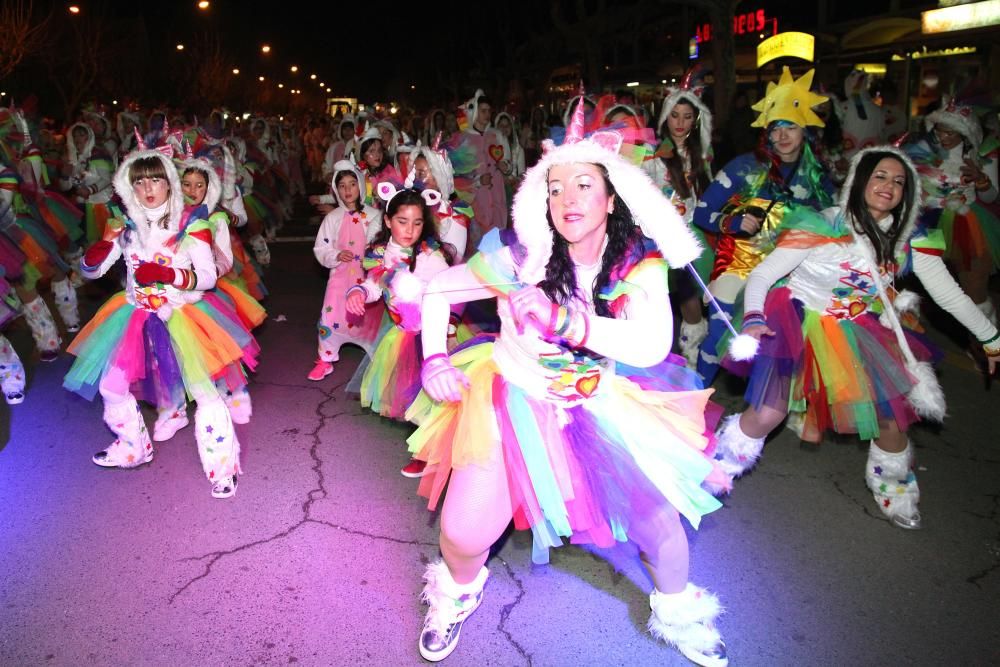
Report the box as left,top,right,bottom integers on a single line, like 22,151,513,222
1,237,998,666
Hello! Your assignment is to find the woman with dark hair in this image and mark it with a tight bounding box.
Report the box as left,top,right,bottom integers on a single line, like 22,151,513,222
647,71,715,370
353,127,401,209
404,99,730,665
693,67,835,384
713,147,999,530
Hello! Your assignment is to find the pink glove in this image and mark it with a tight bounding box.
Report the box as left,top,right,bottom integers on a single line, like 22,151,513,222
134,262,176,286
421,353,470,403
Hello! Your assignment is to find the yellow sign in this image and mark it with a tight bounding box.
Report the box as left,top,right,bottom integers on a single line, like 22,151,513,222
923,0,1000,33
855,63,887,74
890,46,977,60
757,32,815,67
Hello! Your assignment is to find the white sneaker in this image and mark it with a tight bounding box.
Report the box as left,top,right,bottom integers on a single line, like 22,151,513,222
419,562,488,662
92,440,154,468
211,475,238,499
153,410,189,442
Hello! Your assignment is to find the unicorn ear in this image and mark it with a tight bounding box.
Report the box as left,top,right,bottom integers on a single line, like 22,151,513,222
376,181,398,203
420,188,443,212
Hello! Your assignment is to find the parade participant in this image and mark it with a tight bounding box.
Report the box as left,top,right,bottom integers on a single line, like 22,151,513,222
646,69,715,370
307,160,383,381
83,107,119,168
714,147,1000,530
61,121,116,245
0,273,24,404
405,98,729,665
345,184,454,420
493,111,525,209
694,67,834,383
226,134,272,268
353,127,401,209
64,136,257,499
448,91,507,253
405,135,471,259
905,97,999,329
116,108,143,160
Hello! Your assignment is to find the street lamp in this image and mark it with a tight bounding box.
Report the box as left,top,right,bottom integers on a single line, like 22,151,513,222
261,45,271,54
278,83,284,89
259,76,265,82
197,1,210,9
290,66,298,73
310,74,317,80
68,5,81,14
232,68,240,75
176,44,185,51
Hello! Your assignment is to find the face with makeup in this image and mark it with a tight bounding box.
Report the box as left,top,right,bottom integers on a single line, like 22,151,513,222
864,156,906,221
133,175,170,209
412,156,438,191
547,162,615,249
666,101,696,142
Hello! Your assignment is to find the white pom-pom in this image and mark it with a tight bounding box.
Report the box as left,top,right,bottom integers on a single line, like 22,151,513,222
157,303,173,322
906,360,946,422
892,289,921,315
727,334,760,361
390,270,424,303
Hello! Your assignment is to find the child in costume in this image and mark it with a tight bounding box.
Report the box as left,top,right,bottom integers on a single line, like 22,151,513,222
353,128,401,209
345,185,454,420
904,97,999,329
307,160,384,381
64,140,256,499
225,135,272,268
405,98,730,666
61,122,116,244
448,91,508,253
713,147,1000,530
646,69,715,370
492,111,524,210
693,67,835,383
0,273,25,404
405,136,471,259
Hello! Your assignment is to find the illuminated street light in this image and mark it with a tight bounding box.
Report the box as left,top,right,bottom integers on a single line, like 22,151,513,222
68,5,81,14
326,88,331,93
258,76,265,82
261,45,271,54
198,1,210,9
290,65,298,73
310,74,317,80
176,44,185,51
278,83,284,88
319,82,325,87
232,68,240,75
410,85,415,90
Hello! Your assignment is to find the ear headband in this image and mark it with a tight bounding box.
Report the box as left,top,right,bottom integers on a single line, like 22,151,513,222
376,181,443,211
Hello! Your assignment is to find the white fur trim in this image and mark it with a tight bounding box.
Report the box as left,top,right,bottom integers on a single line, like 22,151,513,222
727,333,759,361
925,99,982,148
648,584,726,661
405,145,454,201
838,146,922,259
421,560,488,603
715,414,764,477
114,149,185,233
329,159,367,210
511,139,701,284
656,91,713,161
67,122,96,166
905,360,946,422
177,156,222,212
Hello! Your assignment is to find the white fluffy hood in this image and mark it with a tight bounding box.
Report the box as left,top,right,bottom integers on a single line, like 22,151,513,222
404,144,454,200
329,159,368,210
656,90,713,160
114,149,185,231
67,122,96,166
176,156,222,213
512,136,701,284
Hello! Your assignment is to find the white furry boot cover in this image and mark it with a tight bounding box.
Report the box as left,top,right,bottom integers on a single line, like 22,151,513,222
248,235,271,267
678,319,709,370
51,277,80,332
22,296,61,353
419,560,488,662
93,395,153,468
865,441,921,530
713,414,765,478
649,584,728,667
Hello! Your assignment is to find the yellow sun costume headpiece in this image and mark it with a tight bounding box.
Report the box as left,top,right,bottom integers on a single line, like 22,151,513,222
751,67,828,129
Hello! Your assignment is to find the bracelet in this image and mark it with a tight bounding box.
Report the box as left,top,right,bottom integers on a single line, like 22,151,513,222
554,306,573,337
423,352,449,366
981,331,1000,346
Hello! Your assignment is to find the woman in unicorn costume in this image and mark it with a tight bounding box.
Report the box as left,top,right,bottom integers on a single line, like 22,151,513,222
404,94,730,665
713,146,999,530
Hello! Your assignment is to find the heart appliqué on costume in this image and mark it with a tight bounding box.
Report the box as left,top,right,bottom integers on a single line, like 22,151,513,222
147,294,166,311
848,301,866,318
575,374,600,398
488,144,504,162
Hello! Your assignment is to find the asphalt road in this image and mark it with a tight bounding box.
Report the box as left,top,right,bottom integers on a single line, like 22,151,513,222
1,238,998,666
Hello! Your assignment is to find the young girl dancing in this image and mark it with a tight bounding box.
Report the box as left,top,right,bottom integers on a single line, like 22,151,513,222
64,137,257,498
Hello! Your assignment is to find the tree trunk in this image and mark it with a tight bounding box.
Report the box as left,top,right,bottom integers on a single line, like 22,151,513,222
708,1,737,131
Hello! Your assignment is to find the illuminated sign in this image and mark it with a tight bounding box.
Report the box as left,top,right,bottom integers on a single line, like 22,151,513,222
922,0,1000,33
890,46,977,60
757,32,815,66
696,9,772,43
689,36,699,59
855,63,887,74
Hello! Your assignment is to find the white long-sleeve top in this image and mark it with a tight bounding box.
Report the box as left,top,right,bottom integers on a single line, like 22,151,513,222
421,242,674,403
313,205,382,270
743,209,998,343
356,238,450,305
81,203,218,314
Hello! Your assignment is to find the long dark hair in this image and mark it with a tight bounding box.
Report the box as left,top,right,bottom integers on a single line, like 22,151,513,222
845,151,915,266
539,166,642,317
658,100,710,200
370,189,455,270
360,137,388,177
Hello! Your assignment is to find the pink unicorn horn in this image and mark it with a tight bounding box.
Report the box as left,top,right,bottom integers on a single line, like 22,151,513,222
432,131,443,151
565,83,587,144
134,127,148,151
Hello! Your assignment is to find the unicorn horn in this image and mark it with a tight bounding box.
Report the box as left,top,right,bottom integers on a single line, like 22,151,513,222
892,131,911,148
432,131,443,151
184,139,193,160
134,126,148,151
565,85,587,144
